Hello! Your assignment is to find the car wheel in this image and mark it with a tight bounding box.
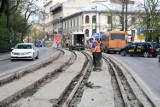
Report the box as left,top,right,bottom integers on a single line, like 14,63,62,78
11,59,15,61
36,52,39,59
120,51,126,56
152,54,157,57
32,54,35,61
143,52,149,58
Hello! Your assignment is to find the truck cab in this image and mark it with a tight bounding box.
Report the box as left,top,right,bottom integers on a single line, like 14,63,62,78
69,32,86,51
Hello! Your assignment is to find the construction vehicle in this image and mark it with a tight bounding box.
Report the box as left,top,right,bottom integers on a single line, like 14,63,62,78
69,32,86,51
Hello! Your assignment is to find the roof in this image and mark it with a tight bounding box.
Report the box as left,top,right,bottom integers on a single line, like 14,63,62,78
17,43,34,45
62,1,144,19
76,1,143,13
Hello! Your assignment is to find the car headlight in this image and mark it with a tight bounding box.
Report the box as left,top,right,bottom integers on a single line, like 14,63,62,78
28,52,32,54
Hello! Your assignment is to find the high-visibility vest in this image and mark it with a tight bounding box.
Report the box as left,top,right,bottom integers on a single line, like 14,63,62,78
95,41,101,53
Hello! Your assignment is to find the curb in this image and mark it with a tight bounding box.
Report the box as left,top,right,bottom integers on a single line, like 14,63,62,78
106,54,160,107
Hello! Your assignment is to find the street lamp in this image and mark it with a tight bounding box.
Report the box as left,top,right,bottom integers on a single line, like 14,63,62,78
125,0,128,32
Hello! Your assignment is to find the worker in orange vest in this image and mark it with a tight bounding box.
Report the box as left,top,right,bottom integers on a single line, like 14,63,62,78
65,39,69,48
90,38,102,71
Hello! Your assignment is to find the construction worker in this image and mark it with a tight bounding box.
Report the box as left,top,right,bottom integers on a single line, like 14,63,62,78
65,39,69,48
90,38,102,71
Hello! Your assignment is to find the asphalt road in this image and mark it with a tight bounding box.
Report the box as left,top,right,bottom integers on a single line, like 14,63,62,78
110,53,160,98
0,47,53,74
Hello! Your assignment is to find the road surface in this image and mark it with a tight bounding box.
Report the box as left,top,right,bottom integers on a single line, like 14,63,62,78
0,47,53,74
111,53,160,98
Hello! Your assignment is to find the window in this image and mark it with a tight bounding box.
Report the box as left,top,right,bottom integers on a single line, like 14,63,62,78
85,15,89,23
108,29,112,32
132,30,135,37
71,20,72,28
111,34,125,40
67,21,69,29
85,29,89,37
77,17,79,26
73,19,75,27
65,22,67,29
108,16,112,24
92,29,96,34
92,15,96,23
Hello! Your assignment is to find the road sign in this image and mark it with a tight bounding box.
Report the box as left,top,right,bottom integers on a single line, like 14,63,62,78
139,28,144,33
137,35,145,40
148,28,156,31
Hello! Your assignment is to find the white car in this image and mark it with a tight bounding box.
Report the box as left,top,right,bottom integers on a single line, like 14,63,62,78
10,43,39,61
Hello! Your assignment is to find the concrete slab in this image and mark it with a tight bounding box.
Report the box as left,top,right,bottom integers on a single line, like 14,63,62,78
12,51,86,107
78,59,114,107
0,49,71,105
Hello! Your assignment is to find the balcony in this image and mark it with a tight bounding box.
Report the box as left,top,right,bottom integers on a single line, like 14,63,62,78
50,3,62,13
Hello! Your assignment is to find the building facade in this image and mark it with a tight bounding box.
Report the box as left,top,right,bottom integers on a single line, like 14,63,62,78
44,0,143,42
44,0,68,36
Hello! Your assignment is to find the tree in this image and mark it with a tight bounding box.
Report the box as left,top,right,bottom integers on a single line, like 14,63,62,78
138,0,160,41
0,0,20,43
17,0,43,41
0,0,43,43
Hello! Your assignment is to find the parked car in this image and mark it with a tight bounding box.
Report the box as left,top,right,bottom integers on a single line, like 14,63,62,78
119,42,159,57
147,42,160,56
159,53,160,62
126,42,133,46
34,40,43,47
10,43,39,61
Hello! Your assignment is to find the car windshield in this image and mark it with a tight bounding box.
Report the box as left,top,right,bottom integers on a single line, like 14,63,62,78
15,44,32,49
151,43,159,48
111,34,125,40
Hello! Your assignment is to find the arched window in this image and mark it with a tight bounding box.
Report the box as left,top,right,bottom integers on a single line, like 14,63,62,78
92,15,96,23
85,15,89,23
85,29,89,37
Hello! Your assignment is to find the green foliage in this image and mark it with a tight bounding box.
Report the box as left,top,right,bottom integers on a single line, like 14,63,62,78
0,13,7,44
11,10,28,42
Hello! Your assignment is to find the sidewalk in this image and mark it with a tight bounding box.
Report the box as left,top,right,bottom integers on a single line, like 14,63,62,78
0,53,10,61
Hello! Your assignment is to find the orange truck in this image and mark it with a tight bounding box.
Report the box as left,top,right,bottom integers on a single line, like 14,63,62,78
102,31,126,53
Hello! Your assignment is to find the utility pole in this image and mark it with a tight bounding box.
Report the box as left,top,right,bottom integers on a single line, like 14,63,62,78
96,0,97,33
125,0,128,32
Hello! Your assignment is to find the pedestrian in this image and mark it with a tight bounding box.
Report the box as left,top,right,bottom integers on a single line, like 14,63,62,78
90,38,102,71
65,39,69,48
56,40,59,48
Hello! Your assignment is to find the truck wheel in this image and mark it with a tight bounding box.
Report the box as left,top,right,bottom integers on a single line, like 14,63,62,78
120,51,126,56
106,49,110,54
143,52,149,58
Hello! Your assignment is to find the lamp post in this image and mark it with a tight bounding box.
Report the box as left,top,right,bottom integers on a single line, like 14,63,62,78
125,0,128,32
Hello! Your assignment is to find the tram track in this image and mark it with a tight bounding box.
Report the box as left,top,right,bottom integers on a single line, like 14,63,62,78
0,49,62,87
60,51,155,107
0,49,73,107
8,50,88,107
103,54,154,107
0,49,157,107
